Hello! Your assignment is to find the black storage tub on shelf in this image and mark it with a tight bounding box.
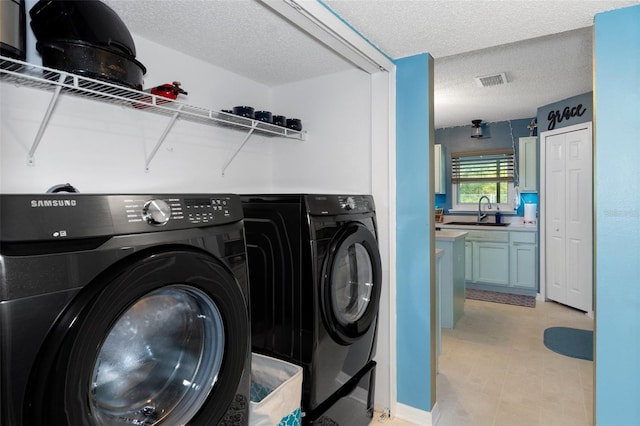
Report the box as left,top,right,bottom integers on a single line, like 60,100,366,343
29,0,137,57
36,39,146,90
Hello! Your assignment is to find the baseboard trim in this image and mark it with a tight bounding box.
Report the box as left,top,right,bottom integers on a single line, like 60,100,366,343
394,401,440,425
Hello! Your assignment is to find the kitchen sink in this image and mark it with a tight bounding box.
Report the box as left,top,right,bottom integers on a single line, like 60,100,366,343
443,221,510,227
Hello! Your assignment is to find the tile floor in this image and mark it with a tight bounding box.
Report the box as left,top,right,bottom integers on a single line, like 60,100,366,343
373,298,594,426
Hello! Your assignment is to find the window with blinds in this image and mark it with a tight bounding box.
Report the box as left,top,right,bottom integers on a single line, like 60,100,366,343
451,149,515,183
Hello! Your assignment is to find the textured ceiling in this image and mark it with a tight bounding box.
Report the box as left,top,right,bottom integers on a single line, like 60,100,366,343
324,0,638,128
432,27,593,128
102,0,639,128
323,0,635,59
101,0,354,87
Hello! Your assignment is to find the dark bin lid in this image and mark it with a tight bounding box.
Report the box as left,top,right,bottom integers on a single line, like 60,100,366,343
29,0,137,57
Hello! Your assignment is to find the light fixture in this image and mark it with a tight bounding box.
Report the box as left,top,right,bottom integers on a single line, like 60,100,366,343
471,119,483,138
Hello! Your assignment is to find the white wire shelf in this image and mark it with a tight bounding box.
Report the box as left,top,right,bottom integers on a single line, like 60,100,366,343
0,55,306,173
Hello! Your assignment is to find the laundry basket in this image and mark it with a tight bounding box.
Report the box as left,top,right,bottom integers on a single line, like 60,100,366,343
250,353,303,426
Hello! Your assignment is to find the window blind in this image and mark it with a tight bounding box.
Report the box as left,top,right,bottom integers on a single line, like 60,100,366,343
451,149,514,183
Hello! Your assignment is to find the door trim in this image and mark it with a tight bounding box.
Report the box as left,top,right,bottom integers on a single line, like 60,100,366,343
539,121,593,305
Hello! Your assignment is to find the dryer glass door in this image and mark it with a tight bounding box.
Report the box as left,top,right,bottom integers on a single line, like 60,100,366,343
332,242,373,325
321,223,382,344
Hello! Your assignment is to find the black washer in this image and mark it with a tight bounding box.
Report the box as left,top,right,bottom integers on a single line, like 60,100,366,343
0,193,251,426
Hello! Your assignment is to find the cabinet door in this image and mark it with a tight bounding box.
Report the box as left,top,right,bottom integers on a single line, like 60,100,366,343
434,144,446,194
519,136,538,192
465,241,472,281
510,243,537,290
473,242,509,285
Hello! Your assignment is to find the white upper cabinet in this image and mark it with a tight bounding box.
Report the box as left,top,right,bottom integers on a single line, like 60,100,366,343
518,136,537,192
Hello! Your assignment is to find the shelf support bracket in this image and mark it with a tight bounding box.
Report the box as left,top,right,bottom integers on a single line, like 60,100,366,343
222,122,258,177
145,104,184,172
27,73,66,166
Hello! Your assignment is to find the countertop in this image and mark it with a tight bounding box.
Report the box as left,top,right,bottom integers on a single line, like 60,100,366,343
437,222,538,232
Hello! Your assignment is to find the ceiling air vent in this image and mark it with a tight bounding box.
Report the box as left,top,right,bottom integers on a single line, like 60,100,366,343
474,72,508,88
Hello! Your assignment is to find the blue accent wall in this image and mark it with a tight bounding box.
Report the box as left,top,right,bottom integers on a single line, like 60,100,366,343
395,53,433,412
594,5,640,425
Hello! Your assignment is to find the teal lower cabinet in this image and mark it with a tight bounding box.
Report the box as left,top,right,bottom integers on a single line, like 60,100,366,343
435,231,467,329
509,232,538,291
473,241,510,285
439,225,538,296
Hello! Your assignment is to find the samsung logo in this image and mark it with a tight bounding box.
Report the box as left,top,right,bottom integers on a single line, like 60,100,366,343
31,199,77,207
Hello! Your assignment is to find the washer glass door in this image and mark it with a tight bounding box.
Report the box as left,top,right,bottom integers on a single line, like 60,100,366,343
24,248,249,426
90,285,223,425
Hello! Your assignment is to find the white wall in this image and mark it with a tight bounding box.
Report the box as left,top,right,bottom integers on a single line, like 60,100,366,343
271,68,372,193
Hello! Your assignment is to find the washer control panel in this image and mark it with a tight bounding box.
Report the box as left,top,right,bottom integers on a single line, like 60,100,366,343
142,199,171,225
0,194,243,241
122,197,181,226
183,197,231,224
114,194,241,233
117,195,242,227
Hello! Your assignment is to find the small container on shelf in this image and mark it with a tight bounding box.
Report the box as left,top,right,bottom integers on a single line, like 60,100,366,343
285,118,302,131
233,105,254,118
272,115,286,127
254,110,272,123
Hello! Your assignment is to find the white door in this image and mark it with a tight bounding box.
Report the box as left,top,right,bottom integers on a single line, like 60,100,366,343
542,123,593,312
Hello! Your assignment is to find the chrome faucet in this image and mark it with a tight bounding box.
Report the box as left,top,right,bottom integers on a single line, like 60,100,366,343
477,196,492,223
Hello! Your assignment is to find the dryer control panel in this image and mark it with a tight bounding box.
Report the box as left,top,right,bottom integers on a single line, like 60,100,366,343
306,194,375,216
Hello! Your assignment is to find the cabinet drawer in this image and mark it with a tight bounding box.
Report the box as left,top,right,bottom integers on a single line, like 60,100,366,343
465,230,509,242
510,232,536,244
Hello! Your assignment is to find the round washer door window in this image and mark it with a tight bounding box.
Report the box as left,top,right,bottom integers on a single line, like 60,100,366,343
321,222,382,344
90,285,225,425
25,248,249,426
